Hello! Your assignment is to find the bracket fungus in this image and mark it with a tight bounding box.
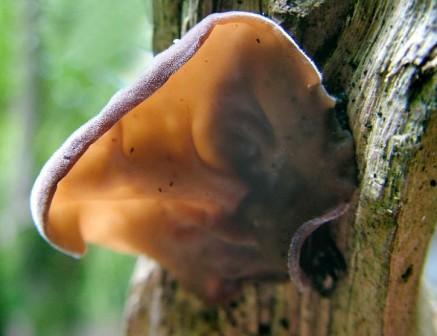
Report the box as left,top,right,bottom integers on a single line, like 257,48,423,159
31,12,356,302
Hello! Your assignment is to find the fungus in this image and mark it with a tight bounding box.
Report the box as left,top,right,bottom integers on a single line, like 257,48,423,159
31,12,356,302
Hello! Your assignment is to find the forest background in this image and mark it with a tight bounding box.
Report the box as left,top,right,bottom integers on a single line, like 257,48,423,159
0,1,152,335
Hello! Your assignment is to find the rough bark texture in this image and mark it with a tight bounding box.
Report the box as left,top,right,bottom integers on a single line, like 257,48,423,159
124,0,436,335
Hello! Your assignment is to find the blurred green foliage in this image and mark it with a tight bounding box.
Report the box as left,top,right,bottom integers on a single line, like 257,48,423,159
0,0,152,335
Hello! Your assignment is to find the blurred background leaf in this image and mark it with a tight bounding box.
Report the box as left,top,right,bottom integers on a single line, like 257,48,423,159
0,0,152,335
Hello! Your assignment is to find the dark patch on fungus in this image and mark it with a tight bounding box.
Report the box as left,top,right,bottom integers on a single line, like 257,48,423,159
430,179,436,187
299,224,346,295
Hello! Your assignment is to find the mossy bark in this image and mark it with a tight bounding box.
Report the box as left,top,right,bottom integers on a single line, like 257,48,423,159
124,0,436,335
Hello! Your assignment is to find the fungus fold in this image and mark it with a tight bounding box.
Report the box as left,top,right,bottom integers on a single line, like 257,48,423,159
31,12,356,301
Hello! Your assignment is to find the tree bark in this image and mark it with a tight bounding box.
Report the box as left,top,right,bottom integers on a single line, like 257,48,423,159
124,0,436,335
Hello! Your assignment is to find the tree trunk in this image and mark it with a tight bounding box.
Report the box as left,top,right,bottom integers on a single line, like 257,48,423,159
123,0,436,335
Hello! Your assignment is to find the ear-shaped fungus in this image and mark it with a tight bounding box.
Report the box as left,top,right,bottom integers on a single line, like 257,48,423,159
31,12,356,301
